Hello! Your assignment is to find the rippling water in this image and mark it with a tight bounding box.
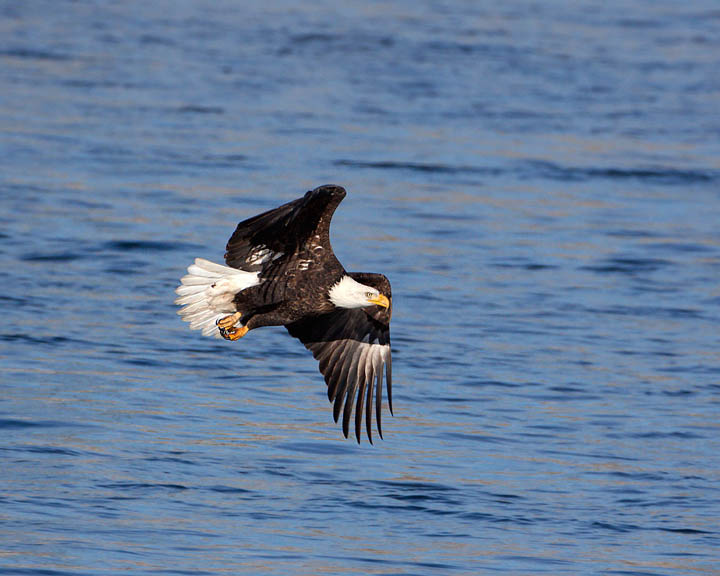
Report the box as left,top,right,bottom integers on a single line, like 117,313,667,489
2,1,719,574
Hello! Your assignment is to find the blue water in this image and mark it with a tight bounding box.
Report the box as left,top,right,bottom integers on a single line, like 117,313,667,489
1,1,719,574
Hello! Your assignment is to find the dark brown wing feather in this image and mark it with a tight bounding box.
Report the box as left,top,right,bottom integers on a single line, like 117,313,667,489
285,273,392,443
224,185,346,272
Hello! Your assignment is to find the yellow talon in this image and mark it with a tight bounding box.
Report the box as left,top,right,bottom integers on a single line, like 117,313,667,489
219,325,248,341
217,312,242,329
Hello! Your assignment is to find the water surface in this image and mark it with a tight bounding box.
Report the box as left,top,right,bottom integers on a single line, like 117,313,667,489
1,1,719,574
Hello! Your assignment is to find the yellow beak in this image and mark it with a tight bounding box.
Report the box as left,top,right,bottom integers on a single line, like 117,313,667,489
368,294,390,309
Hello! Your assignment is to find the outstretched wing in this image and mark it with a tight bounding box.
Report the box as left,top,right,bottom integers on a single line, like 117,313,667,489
224,185,346,272
286,273,392,443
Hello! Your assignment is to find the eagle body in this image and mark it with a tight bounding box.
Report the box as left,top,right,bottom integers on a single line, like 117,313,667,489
175,185,393,442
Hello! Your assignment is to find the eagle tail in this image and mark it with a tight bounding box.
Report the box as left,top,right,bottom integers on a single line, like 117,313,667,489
175,258,260,338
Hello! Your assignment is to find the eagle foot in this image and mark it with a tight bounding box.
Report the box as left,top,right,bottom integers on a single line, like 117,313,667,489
217,312,242,329
219,325,249,341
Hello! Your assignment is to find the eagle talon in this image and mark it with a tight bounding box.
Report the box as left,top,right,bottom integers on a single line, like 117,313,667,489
217,312,242,329
219,324,248,341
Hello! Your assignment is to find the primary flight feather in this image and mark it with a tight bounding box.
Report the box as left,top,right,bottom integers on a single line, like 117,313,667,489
175,185,393,443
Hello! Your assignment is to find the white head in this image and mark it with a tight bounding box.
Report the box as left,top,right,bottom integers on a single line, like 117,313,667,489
329,275,390,310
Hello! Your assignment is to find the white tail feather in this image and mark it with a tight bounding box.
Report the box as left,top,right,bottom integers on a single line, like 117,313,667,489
175,258,260,339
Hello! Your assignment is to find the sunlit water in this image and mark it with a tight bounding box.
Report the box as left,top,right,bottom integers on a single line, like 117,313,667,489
1,1,719,574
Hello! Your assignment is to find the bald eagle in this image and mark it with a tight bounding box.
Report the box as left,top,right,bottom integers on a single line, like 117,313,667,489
175,185,392,443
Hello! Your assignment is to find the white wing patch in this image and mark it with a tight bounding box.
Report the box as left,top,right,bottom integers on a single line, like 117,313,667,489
367,342,389,367
175,258,260,338
245,245,283,267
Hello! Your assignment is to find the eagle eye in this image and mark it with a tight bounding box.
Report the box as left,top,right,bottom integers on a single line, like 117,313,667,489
365,291,375,299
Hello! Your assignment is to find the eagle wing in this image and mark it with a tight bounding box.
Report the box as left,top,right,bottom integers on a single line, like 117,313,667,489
224,185,346,273
285,273,392,443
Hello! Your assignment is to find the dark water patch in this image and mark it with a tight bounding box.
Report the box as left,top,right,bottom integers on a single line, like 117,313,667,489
603,570,672,576
206,153,247,163
425,39,515,56
486,491,524,501
177,105,225,115
278,441,356,455
347,500,431,514
22,251,85,262
0,569,85,576
63,78,140,90
208,485,252,494
590,470,668,482
103,240,196,252
98,482,190,491
321,553,457,571
461,511,536,525
542,449,639,462
199,153,250,168
0,418,78,430
527,423,575,432
387,492,461,506
500,555,572,566
1,334,92,349
661,389,696,397
616,498,652,506
86,143,136,161
404,293,444,303
0,48,73,62
63,197,114,210
495,324,554,337
105,494,141,502
657,527,712,534
144,571,215,576
534,390,606,407
548,385,585,393
373,480,457,493
290,32,340,45
426,395,480,405
286,32,394,54
591,521,642,533
156,571,217,576
376,482,462,505
0,294,27,305
615,16,664,29
104,265,144,275
606,229,660,239
622,431,705,440
659,364,720,376
532,392,603,402
493,260,558,270
408,211,476,222
538,383,599,400
442,431,516,444
646,242,714,254
1,183,47,195
139,34,176,47
581,257,673,275
587,305,703,319
17,446,83,456
522,159,717,184
334,159,503,176
142,148,250,170
459,379,522,388
123,357,163,368
144,455,198,466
